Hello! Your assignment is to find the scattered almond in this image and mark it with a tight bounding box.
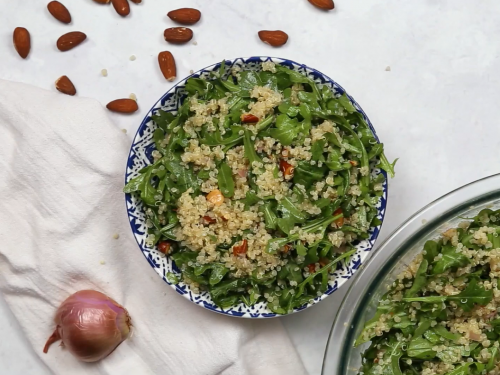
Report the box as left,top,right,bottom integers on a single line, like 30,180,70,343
101,69,108,77
164,27,193,44
55,75,76,96
167,8,201,25
47,1,72,24
57,31,87,52
158,51,176,82
129,93,137,101
106,99,139,113
13,27,31,59
258,30,288,47
308,0,335,10
111,0,130,16
129,55,136,61
92,0,110,3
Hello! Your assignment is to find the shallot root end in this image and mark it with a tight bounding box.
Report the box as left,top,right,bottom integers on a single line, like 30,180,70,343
43,328,61,353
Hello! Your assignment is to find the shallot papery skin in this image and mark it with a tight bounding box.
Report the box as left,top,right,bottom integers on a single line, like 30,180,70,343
43,290,132,362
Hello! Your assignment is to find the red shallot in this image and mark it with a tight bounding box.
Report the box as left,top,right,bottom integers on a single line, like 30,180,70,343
43,290,132,362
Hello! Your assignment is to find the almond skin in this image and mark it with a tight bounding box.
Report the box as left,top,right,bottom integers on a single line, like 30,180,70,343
106,99,139,113
47,1,72,24
13,27,31,59
258,30,288,47
308,0,335,10
111,0,130,16
55,76,76,96
164,27,193,44
158,51,176,82
167,8,201,25
92,0,110,3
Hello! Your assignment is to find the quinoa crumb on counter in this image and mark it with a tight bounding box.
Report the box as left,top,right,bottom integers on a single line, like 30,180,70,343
124,61,396,314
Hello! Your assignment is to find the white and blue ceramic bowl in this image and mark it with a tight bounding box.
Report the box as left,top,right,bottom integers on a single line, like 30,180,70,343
124,56,388,318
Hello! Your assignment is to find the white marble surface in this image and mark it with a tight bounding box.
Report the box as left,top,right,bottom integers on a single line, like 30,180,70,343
2,0,500,374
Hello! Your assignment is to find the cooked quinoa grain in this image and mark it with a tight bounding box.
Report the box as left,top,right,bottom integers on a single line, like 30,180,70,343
356,208,500,375
124,61,395,314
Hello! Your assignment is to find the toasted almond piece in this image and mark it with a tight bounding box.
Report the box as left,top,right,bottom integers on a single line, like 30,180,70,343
57,31,87,51
241,114,259,123
164,27,193,44
111,0,130,16
334,208,344,227
55,75,76,96
92,0,110,3
106,99,139,113
207,190,224,206
279,159,295,178
167,8,201,25
158,51,176,82
232,239,248,256
13,27,31,59
308,0,335,10
157,241,171,254
47,1,72,24
258,30,288,47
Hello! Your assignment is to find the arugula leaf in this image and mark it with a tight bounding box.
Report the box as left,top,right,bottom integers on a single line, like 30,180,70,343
164,155,201,195
311,139,326,162
423,240,440,262
210,278,248,301
151,109,175,132
444,363,472,375
407,337,436,359
432,245,469,274
404,259,428,298
403,279,493,312
243,129,262,166
293,161,327,188
217,162,235,198
338,93,356,113
260,202,278,230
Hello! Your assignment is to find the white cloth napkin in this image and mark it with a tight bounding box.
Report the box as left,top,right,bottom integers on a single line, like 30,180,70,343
0,79,306,375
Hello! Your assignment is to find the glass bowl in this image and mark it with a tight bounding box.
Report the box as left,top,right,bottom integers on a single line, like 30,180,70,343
322,173,500,374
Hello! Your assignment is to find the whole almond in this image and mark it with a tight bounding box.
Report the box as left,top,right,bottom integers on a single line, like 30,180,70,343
111,0,130,16
55,76,76,96
47,1,72,24
308,0,335,10
158,51,176,82
164,27,193,44
167,8,201,25
258,30,288,47
92,0,110,3
57,31,86,52
13,27,31,59
106,99,139,113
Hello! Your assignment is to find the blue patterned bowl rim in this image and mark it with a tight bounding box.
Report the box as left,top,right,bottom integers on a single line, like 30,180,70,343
124,56,388,318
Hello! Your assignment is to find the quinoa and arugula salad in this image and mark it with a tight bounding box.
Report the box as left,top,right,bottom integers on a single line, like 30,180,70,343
124,60,396,314
356,209,500,375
